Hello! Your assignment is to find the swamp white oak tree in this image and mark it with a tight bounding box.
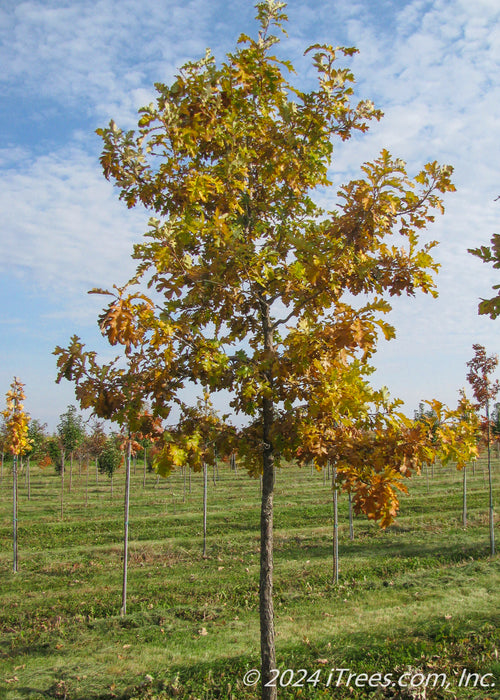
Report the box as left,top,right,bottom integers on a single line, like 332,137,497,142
55,1,456,695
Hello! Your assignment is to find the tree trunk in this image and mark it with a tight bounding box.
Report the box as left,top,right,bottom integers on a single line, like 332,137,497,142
27,456,30,501
110,473,113,499
260,394,276,699
13,454,18,573
462,465,467,528
258,293,277,700
183,466,186,502
348,491,354,541
85,458,89,507
60,450,65,520
332,464,339,584
69,453,73,492
203,461,208,557
96,457,99,484
487,401,495,555
143,448,147,488
121,437,132,617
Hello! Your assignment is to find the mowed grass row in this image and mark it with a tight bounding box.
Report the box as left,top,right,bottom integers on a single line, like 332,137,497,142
0,457,499,699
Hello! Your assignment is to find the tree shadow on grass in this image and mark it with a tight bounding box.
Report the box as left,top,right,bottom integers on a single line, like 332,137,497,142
274,537,492,566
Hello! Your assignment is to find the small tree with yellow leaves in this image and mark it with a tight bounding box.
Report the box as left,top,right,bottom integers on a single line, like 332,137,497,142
2,378,30,573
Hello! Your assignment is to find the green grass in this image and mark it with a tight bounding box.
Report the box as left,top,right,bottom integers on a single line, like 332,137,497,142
0,457,499,699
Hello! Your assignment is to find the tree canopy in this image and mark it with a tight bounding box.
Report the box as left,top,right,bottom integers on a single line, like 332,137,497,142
56,0,455,465
57,405,85,455
2,378,30,457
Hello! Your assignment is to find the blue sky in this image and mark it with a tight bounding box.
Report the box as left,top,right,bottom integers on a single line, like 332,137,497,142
1,0,499,431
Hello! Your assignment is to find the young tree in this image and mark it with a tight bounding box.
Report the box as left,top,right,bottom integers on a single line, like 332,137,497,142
467,344,500,555
46,435,62,469
455,397,476,529
87,420,107,487
85,420,107,498
25,419,48,500
58,405,85,493
2,378,31,573
0,419,8,486
98,436,123,496
57,2,455,694
57,405,84,518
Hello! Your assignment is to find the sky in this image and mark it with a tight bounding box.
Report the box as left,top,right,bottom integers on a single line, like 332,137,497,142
0,0,499,432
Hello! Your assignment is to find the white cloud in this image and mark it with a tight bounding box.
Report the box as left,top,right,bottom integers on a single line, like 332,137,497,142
0,146,31,167
0,0,217,125
0,145,143,311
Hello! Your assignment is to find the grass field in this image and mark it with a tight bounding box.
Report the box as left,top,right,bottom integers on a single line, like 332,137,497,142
0,456,499,699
